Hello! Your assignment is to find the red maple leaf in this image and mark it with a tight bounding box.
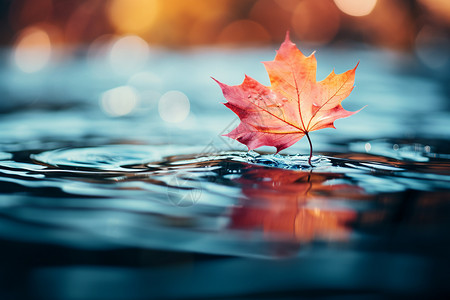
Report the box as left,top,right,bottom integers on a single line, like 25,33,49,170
213,32,360,166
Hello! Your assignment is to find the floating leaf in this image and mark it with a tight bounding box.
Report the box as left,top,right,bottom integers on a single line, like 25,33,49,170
214,32,360,166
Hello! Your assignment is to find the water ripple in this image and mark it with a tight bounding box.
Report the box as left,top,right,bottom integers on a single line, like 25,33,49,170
0,140,448,257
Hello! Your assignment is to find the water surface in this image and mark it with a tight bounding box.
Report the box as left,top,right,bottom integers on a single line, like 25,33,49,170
0,46,449,299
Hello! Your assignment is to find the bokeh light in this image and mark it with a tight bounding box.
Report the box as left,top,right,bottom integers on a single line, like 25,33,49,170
107,0,159,35
1,0,448,51
108,35,150,75
158,91,190,123
185,0,231,45
415,26,450,69
334,0,377,17
100,86,139,117
13,26,51,73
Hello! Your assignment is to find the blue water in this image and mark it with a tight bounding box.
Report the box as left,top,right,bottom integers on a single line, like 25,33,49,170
0,45,449,299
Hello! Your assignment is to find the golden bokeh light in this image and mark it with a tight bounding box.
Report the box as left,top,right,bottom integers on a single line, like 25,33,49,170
143,0,232,46
13,26,52,73
4,0,450,50
107,0,159,35
334,0,377,17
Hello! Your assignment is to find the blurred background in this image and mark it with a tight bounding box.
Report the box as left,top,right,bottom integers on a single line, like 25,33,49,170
2,0,450,67
1,0,449,132
1,1,450,299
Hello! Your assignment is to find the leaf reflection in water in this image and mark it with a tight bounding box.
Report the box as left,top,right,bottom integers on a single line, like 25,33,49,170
230,167,362,243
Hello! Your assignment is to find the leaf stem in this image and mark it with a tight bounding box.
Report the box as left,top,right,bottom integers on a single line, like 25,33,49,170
305,132,313,167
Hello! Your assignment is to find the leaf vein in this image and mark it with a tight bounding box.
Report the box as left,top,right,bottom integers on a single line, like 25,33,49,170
306,72,353,131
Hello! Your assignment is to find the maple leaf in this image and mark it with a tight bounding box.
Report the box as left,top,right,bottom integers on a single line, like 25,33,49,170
213,32,360,166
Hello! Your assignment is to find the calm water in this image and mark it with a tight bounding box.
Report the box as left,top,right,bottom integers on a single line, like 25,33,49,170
0,45,449,299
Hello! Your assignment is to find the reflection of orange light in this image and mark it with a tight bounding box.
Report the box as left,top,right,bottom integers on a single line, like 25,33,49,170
107,0,159,35
291,0,340,45
294,208,356,241
334,0,377,17
217,19,271,45
13,26,51,73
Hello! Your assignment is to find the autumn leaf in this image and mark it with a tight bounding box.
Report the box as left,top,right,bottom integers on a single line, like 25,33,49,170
213,32,360,166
